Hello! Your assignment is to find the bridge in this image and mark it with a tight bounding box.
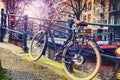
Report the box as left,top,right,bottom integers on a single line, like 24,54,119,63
0,8,120,79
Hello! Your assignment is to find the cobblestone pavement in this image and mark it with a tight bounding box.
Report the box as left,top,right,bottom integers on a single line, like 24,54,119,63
0,47,66,80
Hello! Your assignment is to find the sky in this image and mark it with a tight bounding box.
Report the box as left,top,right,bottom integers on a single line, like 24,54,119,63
24,0,50,18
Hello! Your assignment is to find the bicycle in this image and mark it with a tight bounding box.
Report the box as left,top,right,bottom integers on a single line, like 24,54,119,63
29,19,101,80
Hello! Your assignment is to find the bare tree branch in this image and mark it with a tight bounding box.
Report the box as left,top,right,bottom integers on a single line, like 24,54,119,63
69,0,77,14
62,2,76,10
80,0,87,13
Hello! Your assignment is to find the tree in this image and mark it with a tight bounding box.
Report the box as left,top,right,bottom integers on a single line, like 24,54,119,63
3,0,33,14
58,0,87,20
39,0,87,20
2,0,34,28
43,0,61,19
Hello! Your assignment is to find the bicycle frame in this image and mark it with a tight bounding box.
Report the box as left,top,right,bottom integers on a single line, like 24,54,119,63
43,26,77,55
43,25,103,57
29,19,108,80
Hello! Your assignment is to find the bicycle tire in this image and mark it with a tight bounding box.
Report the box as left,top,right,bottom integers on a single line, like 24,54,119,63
29,30,46,61
62,38,101,80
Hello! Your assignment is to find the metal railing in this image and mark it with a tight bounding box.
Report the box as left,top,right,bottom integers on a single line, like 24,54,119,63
0,8,28,52
1,8,120,61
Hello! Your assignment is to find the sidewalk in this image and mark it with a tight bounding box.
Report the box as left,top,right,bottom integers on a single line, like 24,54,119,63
0,42,68,80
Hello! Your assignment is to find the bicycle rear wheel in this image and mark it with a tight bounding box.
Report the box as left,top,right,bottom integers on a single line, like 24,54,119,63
29,30,46,61
62,38,101,80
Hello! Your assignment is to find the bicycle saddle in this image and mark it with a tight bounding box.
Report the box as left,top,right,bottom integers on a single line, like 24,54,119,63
73,19,88,26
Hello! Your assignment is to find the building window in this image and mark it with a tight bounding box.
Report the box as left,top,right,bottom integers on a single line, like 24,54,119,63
102,5,107,13
104,29,108,40
94,6,101,15
104,6,108,13
96,18,101,23
102,19,107,24
117,0,120,11
94,18,101,23
110,16,114,24
110,3,114,11
116,16,120,24
115,29,120,40
83,16,86,21
88,14,91,22
94,0,100,3
93,30,97,37
88,2,92,11
97,29,103,40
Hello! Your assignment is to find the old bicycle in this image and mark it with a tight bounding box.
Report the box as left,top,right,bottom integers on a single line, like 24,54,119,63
29,19,101,80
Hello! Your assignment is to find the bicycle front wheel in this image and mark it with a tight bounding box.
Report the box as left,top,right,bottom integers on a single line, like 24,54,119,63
29,30,46,61
62,38,101,80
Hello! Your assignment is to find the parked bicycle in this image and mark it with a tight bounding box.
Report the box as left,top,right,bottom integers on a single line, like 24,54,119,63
29,19,101,80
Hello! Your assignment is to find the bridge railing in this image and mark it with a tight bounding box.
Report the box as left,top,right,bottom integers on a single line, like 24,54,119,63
1,8,120,53
0,8,70,52
0,8,28,52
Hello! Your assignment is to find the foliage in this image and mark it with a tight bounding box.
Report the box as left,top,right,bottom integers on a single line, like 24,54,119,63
0,67,6,80
42,0,61,19
2,0,34,29
3,0,34,14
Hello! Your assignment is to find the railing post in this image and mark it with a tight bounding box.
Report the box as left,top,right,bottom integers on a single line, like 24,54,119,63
22,15,28,52
0,8,6,42
67,19,73,35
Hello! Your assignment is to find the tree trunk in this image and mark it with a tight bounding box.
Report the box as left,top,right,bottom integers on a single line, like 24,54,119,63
75,12,80,20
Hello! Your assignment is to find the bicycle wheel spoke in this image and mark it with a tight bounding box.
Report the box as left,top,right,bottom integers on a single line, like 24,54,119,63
62,39,101,80
29,30,46,61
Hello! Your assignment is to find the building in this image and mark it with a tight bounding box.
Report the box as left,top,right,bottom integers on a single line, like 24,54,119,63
93,0,109,41
81,0,110,41
81,0,93,36
109,0,120,42
81,0,120,42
